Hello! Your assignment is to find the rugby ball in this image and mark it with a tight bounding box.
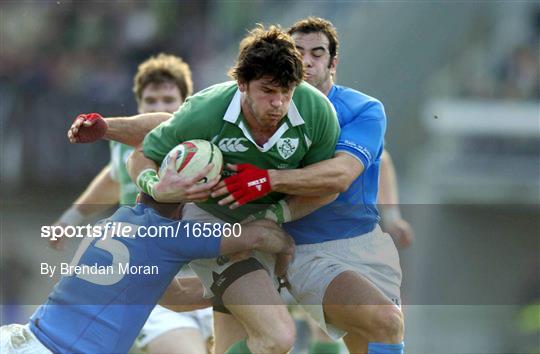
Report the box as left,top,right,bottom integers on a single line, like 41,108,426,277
159,140,223,183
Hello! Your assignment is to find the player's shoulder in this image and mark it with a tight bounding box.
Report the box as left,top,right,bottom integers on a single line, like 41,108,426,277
329,85,385,121
172,81,237,130
330,84,383,108
293,81,332,105
188,81,238,103
293,81,337,123
179,81,237,114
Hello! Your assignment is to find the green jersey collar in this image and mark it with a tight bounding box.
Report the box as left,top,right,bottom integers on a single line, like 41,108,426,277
221,88,305,152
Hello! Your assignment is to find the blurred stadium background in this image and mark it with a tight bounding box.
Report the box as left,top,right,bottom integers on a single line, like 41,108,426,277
1,1,539,353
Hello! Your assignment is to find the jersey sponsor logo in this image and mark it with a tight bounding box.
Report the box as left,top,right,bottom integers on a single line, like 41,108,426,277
339,140,372,164
276,138,299,160
218,138,249,153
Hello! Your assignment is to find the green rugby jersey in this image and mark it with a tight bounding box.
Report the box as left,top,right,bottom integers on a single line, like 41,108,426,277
110,141,138,205
143,81,340,222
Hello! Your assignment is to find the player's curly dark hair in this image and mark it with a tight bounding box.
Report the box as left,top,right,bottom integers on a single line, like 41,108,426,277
133,53,193,103
229,25,304,88
288,17,339,64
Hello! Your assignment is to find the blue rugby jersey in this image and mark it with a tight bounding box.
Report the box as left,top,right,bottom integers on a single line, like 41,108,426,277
29,204,220,354
284,85,386,244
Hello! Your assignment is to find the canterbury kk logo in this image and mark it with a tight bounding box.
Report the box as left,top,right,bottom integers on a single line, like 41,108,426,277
277,138,299,159
218,138,249,152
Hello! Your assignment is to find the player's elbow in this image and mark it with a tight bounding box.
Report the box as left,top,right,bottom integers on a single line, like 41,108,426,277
326,193,339,204
329,153,364,193
333,172,356,193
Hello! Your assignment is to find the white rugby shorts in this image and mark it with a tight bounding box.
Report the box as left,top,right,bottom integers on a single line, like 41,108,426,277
287,225,402,340
0,324,52,354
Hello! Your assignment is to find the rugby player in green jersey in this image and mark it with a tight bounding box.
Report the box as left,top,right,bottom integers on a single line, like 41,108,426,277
68,25,340,354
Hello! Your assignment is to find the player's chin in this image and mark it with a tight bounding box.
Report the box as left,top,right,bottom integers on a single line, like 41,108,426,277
263,116,282,127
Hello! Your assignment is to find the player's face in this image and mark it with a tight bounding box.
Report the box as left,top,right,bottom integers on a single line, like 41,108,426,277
292,32,337,95
138,82,184,114
239,77,295,130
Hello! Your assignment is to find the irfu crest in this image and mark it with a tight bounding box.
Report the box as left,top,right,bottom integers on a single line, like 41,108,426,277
277,138,299,159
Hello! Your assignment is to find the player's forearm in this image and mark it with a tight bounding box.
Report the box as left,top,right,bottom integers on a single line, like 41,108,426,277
250,221,295,255
127,145,159,185
104,113,171,147
377,150,405,226
59,166,119,224
286,193,338,221
377,150,399,206
242,193,337,229
269,153,362,196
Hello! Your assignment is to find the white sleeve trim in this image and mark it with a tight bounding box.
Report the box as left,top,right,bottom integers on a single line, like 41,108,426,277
334,148,366,169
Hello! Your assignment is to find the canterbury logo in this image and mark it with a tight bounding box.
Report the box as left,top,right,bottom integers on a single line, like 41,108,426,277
218,138,249,152
247,177,267,191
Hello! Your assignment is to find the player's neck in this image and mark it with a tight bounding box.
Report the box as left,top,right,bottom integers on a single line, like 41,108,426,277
246,122,278,146
319,79,334,97
241,101,279,146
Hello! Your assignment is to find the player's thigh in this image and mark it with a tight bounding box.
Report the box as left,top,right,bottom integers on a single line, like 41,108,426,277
323,270,396,335
213,275,296,354
213,311,247,354
146,328,206,354
342,333,369,354
222,269,294,345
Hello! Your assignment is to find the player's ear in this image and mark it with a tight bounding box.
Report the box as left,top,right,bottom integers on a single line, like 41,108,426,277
238,80,248,92
329,55,338,75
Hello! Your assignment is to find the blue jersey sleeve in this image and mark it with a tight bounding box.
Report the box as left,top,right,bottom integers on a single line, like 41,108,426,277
335,100,386,169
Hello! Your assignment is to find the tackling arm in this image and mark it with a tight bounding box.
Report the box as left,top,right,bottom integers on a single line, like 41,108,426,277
377,150,399,206
377,150,414,248
104,113,171,146
68,112,171,146
269,152,363,196
220,219,295,256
